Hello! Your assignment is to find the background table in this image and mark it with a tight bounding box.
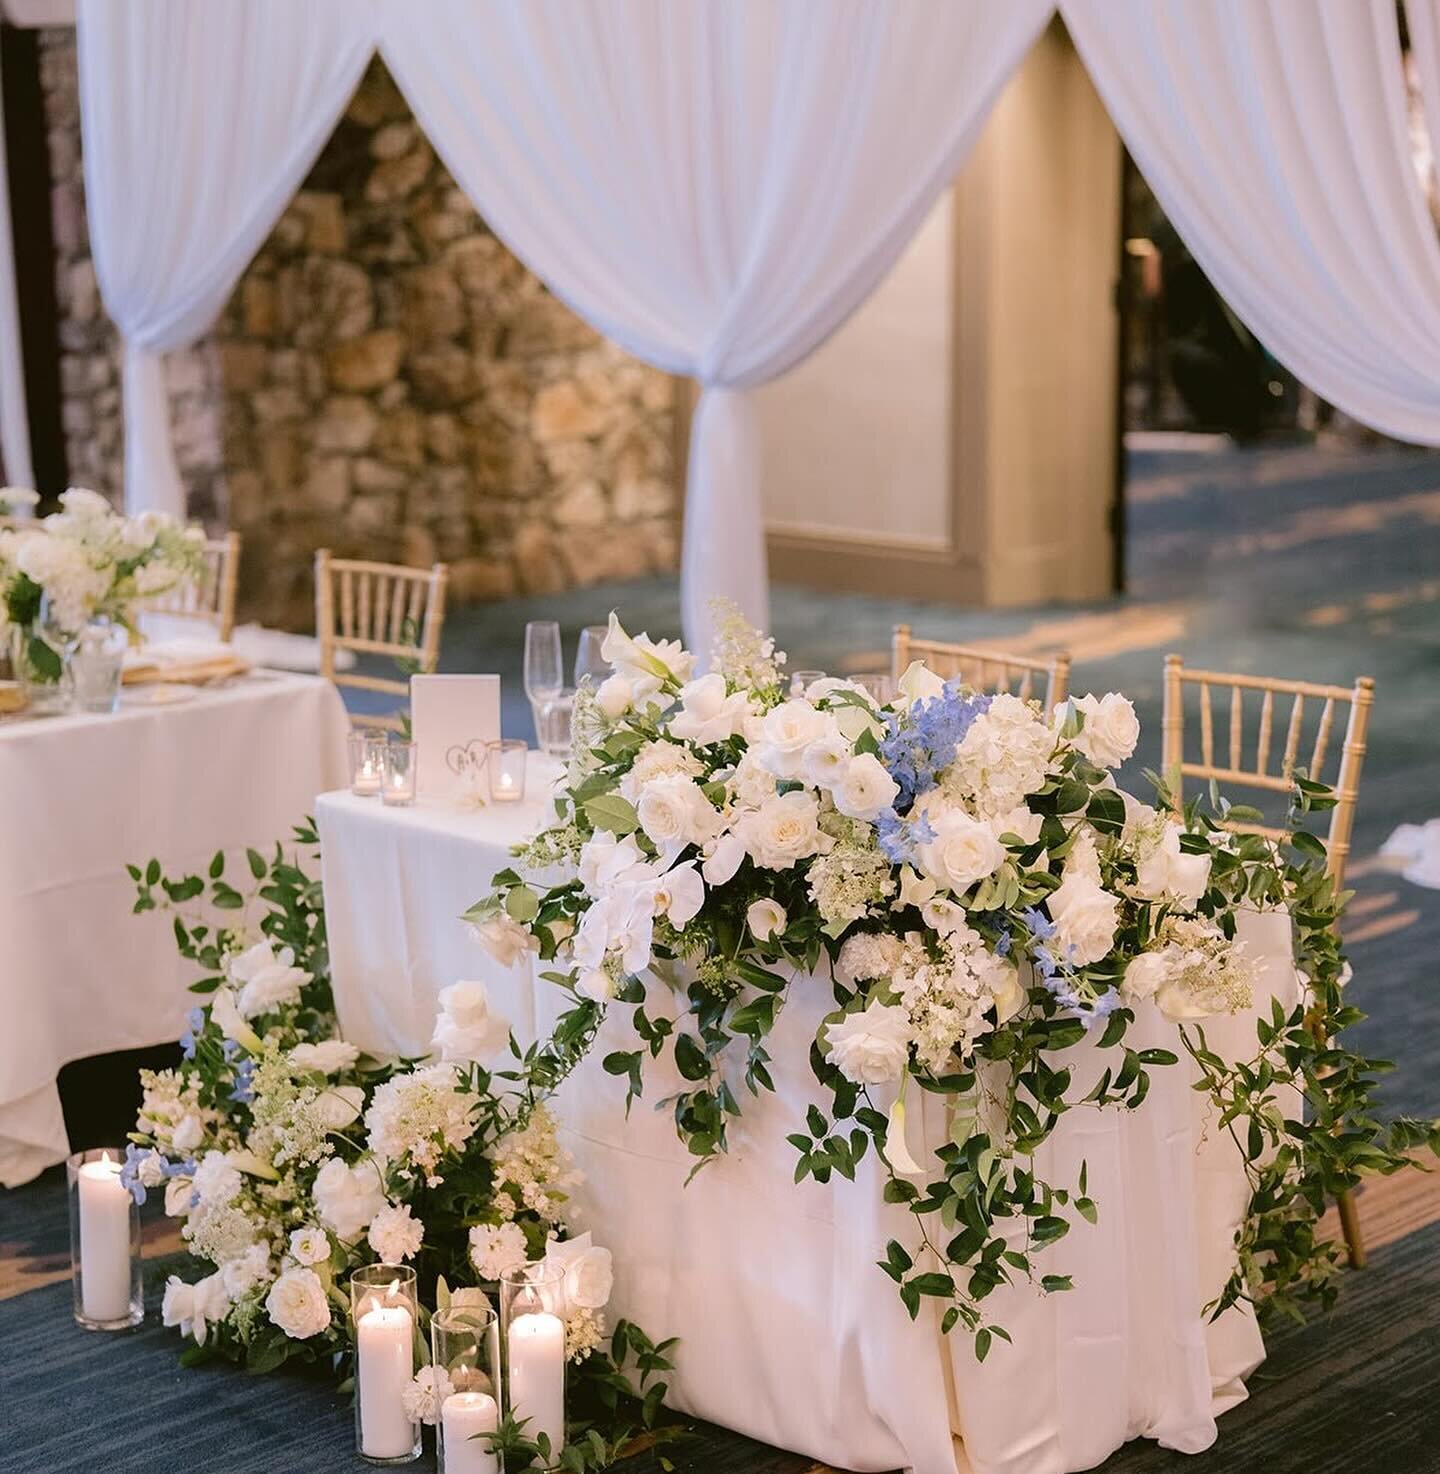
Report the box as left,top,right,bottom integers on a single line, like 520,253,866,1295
318,771,1296,1474
0,672,349,1186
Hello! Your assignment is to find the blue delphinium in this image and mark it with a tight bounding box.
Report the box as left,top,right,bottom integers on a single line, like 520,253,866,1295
179,1005,206,1060
878,683,992,811
119,1143,194,1205
229,1058,256,1105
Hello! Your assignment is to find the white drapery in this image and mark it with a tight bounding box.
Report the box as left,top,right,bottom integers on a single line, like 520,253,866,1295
74,0,372,517
1063,0,1440,446
377,0,1052,650
0,27,32,490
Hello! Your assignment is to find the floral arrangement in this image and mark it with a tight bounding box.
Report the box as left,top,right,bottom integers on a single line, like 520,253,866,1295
0,486,204,684
0,485,39,518
129,831,677,1469
472,606,1437,1354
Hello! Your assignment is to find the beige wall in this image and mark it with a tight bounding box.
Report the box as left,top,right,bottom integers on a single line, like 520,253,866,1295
765,18,1121,609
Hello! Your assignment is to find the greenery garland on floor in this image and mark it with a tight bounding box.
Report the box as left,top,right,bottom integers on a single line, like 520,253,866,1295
127,825,679,1473
466,610,1439,1355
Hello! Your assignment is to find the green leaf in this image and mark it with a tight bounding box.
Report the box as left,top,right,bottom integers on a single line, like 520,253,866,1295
583,793,639,836
505,886,540,923
673,1033,709,1081
246,848,267,879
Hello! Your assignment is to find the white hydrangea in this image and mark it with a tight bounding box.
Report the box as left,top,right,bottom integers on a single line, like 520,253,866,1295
947,693,1057,818
364,1063,478,1177
265,1266,331,1340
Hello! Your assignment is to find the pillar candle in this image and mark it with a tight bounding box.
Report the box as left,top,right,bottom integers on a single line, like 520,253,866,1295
357,1301,416,1459
78,1153,132,1323
508,1311,564,1455
441,1391,499,1474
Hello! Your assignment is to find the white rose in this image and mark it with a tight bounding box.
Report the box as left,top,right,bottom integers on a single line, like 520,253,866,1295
431,979,510,1064
1155,976,1214,1023
312,1158,387,1243
636,774,718,854
832,753,900,821
739,791,829,870
647,860,704,928
314,1084,366,1131
669,672,753,746
1135,824,1212,909
545,1232,614,1312
163,1272,230,1345
896,660,946,704
824,1002,912,1085
1068,693,1140,769
471,913,536,969
288,1226,331,1266
1046,874,1121,967
171,1113,204,1154
368,1203,424,1263
230,941,308,1019
701,830,746,886
595,672,633,719
989,806,1044,846
265,1266,331,1340
577,967,618,1002
914,806,1007,893
290,1039,361,1075
754,700,834,781
802,732,853,790
746,898,787,942
1120,949,1171,1005
990,961,1026,1024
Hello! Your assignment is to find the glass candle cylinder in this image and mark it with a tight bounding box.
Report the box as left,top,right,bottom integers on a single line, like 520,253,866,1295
70,620,128,714
349,732,386,797
788,670,827,697
534,690,575,760
499,1263,566,1460
67,1148,143,1330
350,1264,422,1464
380,741,417,808
432,1306,503,1474
487,740,527,804
853,671,897,706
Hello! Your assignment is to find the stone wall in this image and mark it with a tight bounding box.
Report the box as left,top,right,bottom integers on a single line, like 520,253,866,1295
39,41,679,628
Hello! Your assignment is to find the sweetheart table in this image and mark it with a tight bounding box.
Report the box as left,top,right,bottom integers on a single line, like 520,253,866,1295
0,671,349,1188
318,763,1297,1474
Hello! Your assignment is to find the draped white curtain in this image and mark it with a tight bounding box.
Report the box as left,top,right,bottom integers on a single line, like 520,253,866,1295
378,0,1052,651
0,27,33,490
1063,0,1440,446
75,0,373,516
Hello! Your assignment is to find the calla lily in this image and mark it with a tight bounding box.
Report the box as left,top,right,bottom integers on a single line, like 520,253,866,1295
884,1080,925,1177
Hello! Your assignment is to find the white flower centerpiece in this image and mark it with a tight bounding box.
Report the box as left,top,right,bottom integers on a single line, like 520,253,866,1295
472,603,1436,1354
0,487,203,698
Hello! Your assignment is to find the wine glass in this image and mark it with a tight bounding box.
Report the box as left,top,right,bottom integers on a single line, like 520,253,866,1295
524,621,563,742
574,624,610,689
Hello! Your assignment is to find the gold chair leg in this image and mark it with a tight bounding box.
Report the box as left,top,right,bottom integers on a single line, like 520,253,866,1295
1336,1186,1366,1269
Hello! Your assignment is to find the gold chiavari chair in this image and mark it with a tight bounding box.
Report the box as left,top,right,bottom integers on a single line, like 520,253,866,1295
892,624,1071,707
1161,653,1375,1267
145,531,241,643
315,549,449,733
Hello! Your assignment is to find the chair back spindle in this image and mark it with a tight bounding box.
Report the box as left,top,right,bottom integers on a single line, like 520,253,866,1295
892,625,1071,709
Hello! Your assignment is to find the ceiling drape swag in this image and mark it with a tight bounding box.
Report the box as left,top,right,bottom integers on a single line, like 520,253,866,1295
0,29,33,490
1062,0,1440,445
75,0,373,517
376,0,1052,651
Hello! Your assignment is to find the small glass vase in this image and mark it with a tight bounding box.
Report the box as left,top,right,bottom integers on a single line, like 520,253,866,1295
10,623,71,714
433,1305,503,1474
350,1264,422,1465
70,619,128,714
66,1148,143,1331
499,1263,566,1460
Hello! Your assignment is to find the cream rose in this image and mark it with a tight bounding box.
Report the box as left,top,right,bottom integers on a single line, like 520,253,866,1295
739,791,829,870
1046,874,1120,967
1135,824,1212,909
289,1039,361,1075
832,753,900,822
754,700,834,781
1120,949,1171,1005
668,672,753,745
636,774,718,853
1069,692,1140,769
431,979,510,1064
265,1266,331,1340
914,806,1007,893
595,672,633,719
545,1232,614,1312
312,1158,386,1243
288,1225,331,1266
471,913,537,969
824,1002,912,1085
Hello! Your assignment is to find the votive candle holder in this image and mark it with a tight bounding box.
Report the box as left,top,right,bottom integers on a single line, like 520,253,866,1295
487,740,527,804
349,731,386,797
350,1264,422,1464
67,1147,143,1331
380,741,417,807
432,1305,503,1474
499,1262,566,1460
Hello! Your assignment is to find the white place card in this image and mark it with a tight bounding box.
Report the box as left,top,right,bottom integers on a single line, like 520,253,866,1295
410,674,501,800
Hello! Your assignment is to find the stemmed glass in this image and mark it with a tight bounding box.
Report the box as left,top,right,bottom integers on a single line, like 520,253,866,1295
524,621,563,743
574,625,610,689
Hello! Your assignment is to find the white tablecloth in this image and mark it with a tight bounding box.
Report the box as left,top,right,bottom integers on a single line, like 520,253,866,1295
318,769,1296,1474
0,673,350,1186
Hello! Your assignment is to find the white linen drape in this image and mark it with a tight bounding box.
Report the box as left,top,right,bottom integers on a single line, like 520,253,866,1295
1062,0,1440,445
0,28,33,490
74,0,372,516
377,0,1052,651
